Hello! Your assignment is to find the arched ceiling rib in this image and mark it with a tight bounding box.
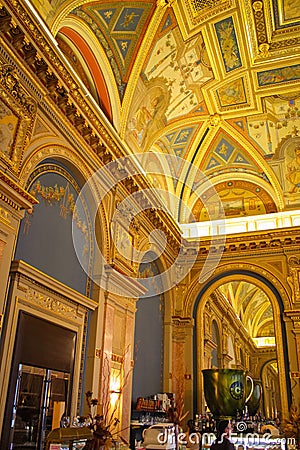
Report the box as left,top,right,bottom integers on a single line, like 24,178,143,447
29,0,300,225
219,281,275,343
58,26,113,121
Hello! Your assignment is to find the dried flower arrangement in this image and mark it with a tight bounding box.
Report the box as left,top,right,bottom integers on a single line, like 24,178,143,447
82,391,117,450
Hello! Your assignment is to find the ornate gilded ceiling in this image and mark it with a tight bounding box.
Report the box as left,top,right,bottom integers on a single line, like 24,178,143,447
219,281,275,343
24,0,300,223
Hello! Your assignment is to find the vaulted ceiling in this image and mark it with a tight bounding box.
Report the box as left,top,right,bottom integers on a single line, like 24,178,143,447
30,0,300,225
20,0,299,340
219,280,275,344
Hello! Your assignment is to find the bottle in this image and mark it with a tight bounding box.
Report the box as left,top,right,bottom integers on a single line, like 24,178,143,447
194,415,199,431
206,414,211,432
231,417,236,433
198,417,202,432
244,405,248,421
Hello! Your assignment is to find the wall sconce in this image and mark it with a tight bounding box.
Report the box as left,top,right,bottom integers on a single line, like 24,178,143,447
110,389,121,394
110,378,121,406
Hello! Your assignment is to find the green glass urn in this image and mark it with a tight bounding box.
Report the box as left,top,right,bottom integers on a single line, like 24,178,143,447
202,369,253,418
246,379,262,416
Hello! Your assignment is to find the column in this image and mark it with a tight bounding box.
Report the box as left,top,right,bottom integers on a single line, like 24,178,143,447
0,172,37,335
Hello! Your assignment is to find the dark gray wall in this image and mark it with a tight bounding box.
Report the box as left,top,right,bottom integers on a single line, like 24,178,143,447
132,285,164,405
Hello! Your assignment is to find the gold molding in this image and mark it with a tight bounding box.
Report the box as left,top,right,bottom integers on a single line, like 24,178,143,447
19,144,92,187
192,266,290,416
22,289,80,321
0,168,37,211
10,260,98,311
184,257,293,319
287,257,300,304
0,64,37,174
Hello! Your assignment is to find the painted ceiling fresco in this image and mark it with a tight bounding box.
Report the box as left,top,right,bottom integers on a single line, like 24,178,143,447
219,281,275,341
32,0,300,223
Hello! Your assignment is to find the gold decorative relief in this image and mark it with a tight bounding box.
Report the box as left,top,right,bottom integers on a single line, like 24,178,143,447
24,287,81,321
288,257,300,304
181,0,234,28
0,64,37,174
249,0,300,61
111,220,134,272
0,206,11,226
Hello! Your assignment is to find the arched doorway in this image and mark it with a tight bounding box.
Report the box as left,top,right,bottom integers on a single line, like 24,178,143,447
132,251,170,406
192,270,292,419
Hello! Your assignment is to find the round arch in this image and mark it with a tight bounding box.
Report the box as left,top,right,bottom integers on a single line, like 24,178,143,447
260,358,281,418
58,26,113,122
189,176,279,222
56,17,121,129
18,143,111,283
187,268,292,418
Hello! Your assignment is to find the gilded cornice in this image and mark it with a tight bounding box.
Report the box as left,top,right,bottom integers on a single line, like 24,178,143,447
173,0,235,40
10,259,98,311
172,315,194,327
183,226,300,261
172,315,194,341
0,168,37,210
0,64,37,174
284,310,300,328
245,0,300,63
1,1,123,158
0,1,183,252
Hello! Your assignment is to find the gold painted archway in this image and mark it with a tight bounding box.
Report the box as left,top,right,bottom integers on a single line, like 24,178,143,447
187,269,291,419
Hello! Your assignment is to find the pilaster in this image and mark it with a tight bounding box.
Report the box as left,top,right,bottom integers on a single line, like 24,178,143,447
172,316,194,423
95,269,146,442
284,310,300,408
0,171,37,332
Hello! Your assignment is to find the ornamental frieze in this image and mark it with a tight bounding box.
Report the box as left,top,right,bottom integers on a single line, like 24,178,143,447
0,64,36,174
24,286,82,321
287,256,300,304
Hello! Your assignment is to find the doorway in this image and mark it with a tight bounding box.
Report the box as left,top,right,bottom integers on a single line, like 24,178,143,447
193,271,291,419
1,312,76,450
9,364,70,449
